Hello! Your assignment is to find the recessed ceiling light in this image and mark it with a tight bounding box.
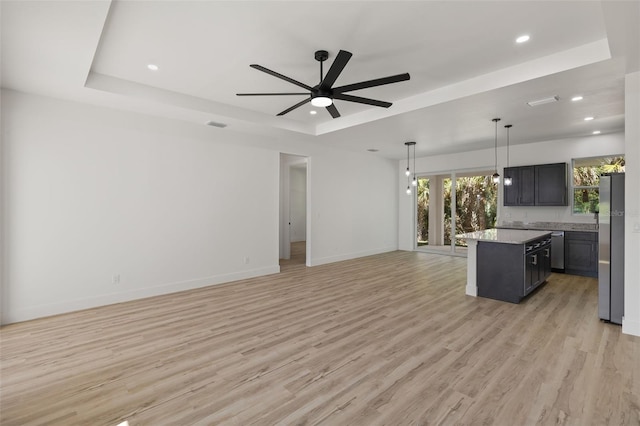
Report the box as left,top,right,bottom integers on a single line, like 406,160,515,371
147,64,159,71
584,116,595,121
309,110,317,115
592,130,601,135
516,35,530,43
571,96,583,102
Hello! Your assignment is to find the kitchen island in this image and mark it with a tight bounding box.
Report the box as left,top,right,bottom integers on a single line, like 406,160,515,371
456,229,552,303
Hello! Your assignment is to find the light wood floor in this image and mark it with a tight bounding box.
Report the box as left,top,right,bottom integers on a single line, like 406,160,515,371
1,251,639,425
279,241,306,268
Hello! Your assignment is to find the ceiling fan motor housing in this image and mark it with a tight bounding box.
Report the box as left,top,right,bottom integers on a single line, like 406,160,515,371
237,49,410,118
314,50,329,62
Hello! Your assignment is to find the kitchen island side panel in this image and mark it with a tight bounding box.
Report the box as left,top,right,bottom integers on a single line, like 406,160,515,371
477,242,525,304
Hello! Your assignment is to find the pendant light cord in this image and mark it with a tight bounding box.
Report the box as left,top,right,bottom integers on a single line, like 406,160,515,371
413,143,416,179
505,125,511,168
492,118,501,173
494,120,498,172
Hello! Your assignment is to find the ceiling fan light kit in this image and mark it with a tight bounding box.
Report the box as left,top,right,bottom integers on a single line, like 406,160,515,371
311,96,332,107
237,50,410,118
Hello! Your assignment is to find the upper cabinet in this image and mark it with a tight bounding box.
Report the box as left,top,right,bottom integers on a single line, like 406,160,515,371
503,162,567,207
535,163,568,206
504,166,535,206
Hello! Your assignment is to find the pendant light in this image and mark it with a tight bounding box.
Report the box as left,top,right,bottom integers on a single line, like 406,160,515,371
491,118,501,184
404,141,416,194
503,124,513,186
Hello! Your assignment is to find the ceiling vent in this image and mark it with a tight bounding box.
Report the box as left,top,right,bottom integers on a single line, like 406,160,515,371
206,120,227,128
526,96,559,107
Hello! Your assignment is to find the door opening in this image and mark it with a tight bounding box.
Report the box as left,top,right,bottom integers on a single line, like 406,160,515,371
279,153,308,268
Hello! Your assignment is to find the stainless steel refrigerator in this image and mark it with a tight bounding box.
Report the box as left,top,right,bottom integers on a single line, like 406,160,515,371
598,173,625,324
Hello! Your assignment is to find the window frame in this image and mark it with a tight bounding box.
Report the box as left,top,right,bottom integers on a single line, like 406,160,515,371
571,154,625,215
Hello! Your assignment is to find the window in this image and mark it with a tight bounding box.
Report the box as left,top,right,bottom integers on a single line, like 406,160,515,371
572,156,625,214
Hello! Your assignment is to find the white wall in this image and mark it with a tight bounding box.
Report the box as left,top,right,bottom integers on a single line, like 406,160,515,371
1,90,399,323
2,91,280,323
623,71,640,337
309,150,398,265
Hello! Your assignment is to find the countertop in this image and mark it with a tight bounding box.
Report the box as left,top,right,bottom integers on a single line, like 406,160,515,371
456,228,552,244
498,221,598,233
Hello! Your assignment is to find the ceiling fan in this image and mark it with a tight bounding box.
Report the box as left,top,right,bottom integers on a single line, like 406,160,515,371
237,50,410,118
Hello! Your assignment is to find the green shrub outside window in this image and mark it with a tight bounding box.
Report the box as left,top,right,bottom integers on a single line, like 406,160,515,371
572,156,625,214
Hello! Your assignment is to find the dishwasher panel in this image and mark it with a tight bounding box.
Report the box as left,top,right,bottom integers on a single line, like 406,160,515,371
551,231,564,271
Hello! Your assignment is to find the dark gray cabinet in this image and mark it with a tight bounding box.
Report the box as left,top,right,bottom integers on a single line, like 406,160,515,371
503,163,567,206
477,235,552,303
535,163,568,206
565,231,598,277
504,166,535,206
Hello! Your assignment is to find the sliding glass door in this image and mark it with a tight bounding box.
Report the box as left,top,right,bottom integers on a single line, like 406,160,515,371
416,170,497,256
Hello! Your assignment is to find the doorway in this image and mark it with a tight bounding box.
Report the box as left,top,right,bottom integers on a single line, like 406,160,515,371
279,153,308,268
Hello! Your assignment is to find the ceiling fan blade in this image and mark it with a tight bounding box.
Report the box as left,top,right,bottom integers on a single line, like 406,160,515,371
277,97,311,116
333,93,392,108
326,103,340,118
332,73,410,94
250,64,313,91
319,50,352,90
237,93,309,96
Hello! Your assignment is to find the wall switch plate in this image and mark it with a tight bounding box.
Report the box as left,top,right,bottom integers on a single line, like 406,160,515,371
112,274,120,284
634,223,640,233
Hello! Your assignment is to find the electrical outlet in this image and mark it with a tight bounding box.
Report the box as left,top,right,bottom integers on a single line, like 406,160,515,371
243,257,250,264
112,274,120,284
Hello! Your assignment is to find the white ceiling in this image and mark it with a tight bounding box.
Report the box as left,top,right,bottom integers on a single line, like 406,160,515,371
1,0,638,159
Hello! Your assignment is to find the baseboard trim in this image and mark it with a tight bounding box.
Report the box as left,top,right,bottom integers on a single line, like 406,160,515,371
2,265,280,325
622,316,640,337
310,246,396,266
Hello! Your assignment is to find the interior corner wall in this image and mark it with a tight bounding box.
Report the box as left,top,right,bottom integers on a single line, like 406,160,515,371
1,90,281,324
308,149,398,266
623,71,640,337
0,89,4,324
